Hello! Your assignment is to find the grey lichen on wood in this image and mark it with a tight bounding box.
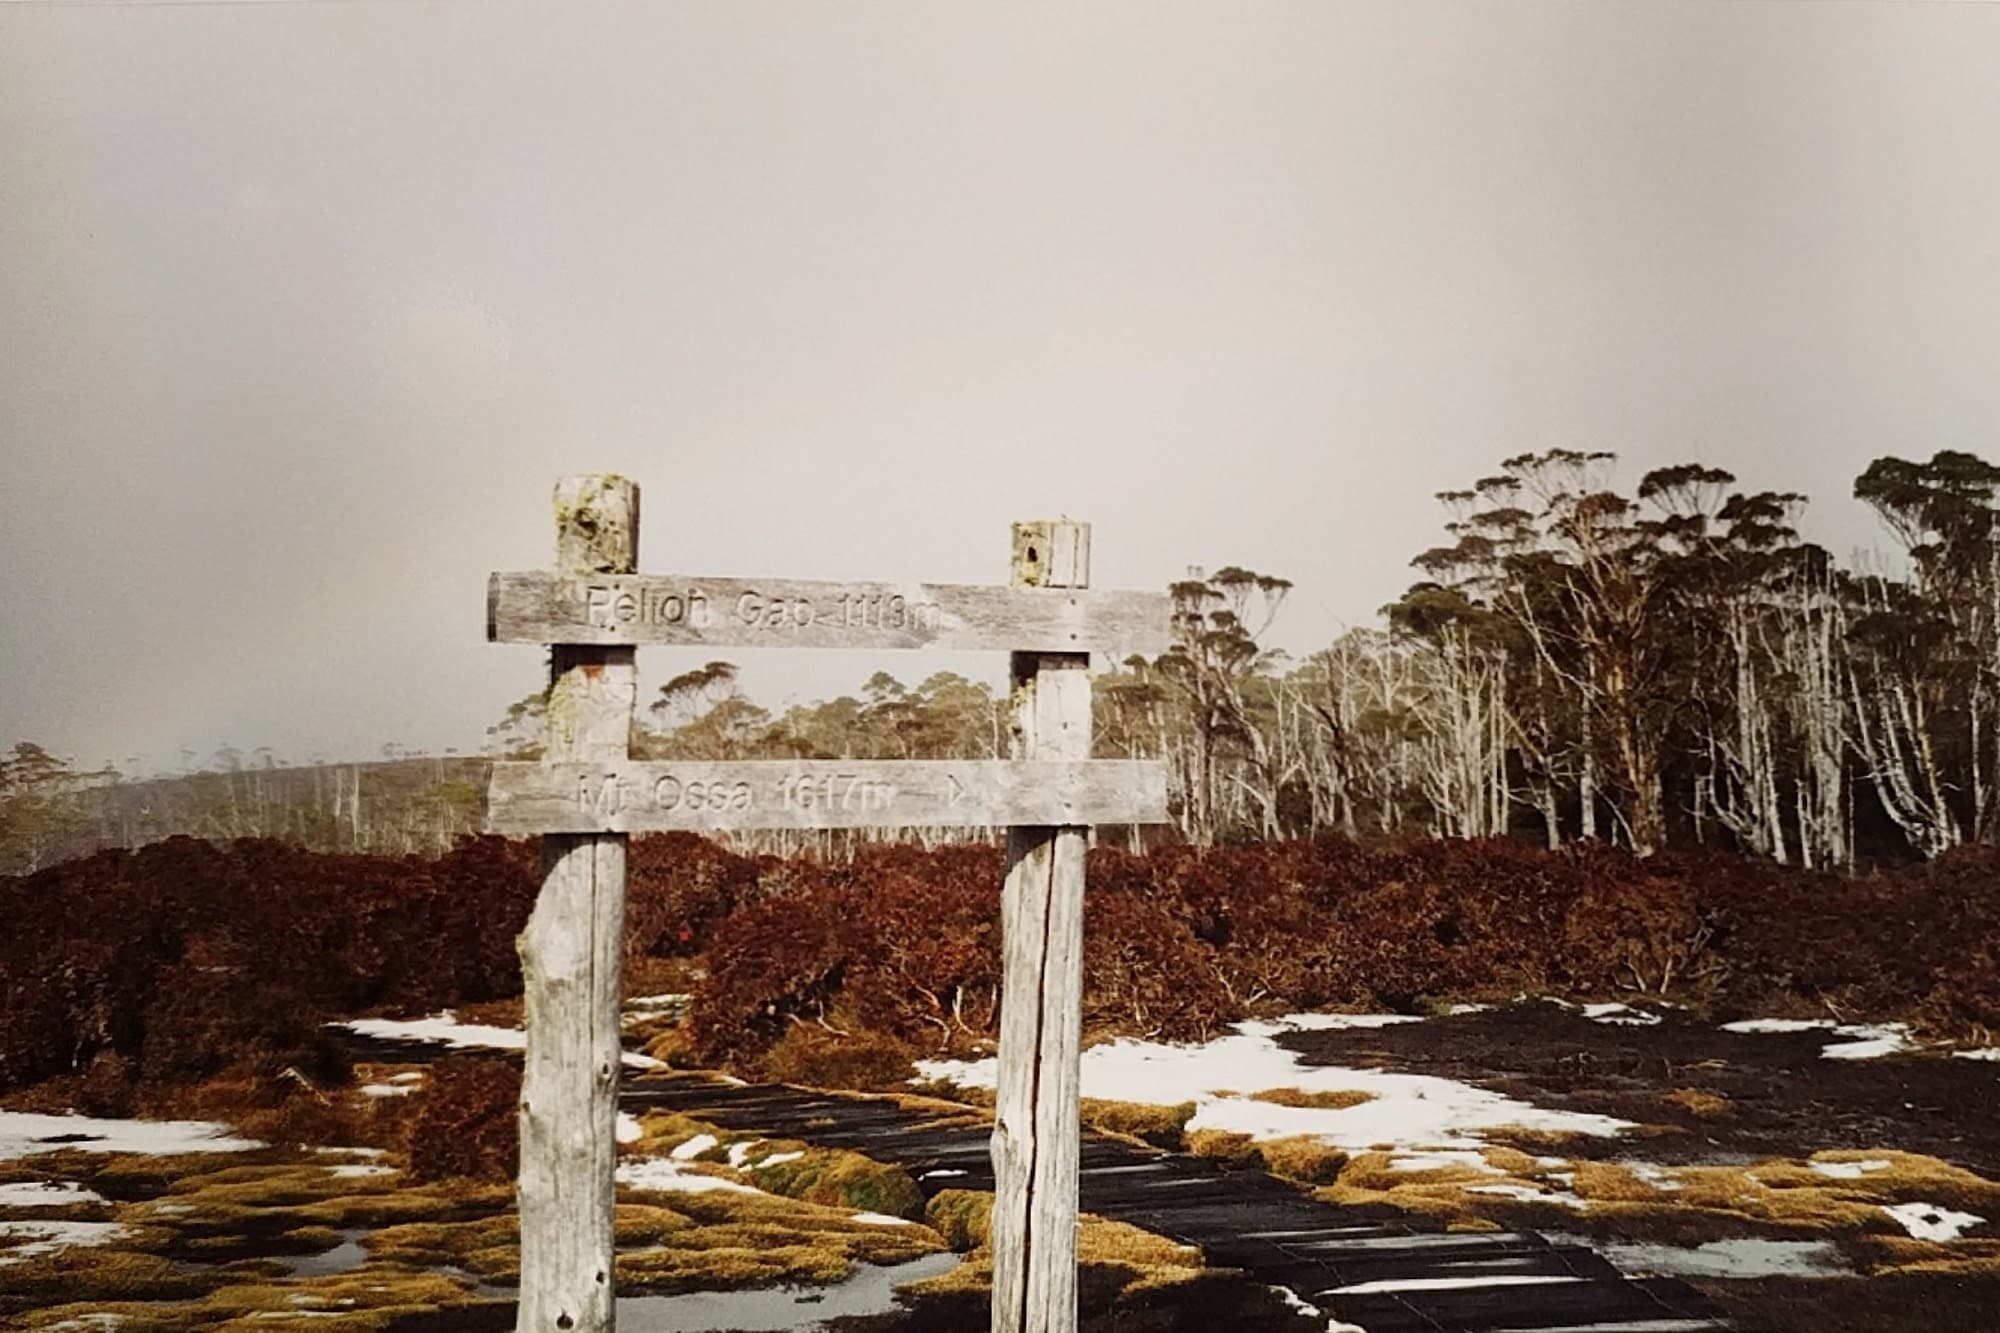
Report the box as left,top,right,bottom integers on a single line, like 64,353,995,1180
519,473,639,1333
991,519,1092,1333
555,474,640,575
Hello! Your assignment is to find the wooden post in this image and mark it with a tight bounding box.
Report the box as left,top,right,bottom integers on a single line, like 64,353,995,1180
517,475,638,1333
990,521,1091,1333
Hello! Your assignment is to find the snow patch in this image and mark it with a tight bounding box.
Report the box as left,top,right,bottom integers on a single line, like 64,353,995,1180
343,1012,526,1051
616,1114,643,1145
327,1164,394,1179
0,1219,128,1265
0,1180,105,1207
339,1012,667,1071
1721,1018,1835,1034
1883,1202,1984,1242
1953,1048,2000,1063
1810,1159,1892,1180
0,1111,260,1161
1583,1003,1662,1027
1388,1150,1502,1175
1821,1025,1913,1060
1720,1018,1914,1059
914,1016,1629,1154
616,1158,764,1197
849,1212,914,1226
670,1133,720,1161
1465,1183,1589,1209
753,1151,805,1169
359,1084,418,1099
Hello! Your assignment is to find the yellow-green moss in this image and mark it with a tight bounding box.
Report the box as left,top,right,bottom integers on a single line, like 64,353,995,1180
1080,1099,1196,1151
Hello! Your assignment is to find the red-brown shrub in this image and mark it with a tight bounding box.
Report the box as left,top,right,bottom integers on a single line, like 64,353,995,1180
404,1057,521,1182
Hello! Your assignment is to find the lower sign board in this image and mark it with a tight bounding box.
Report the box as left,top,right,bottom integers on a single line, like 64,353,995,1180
485,759,1168,834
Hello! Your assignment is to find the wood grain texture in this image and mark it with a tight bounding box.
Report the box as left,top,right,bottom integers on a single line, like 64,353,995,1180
516,476,635,1333
486,758,1166,833
487,571,1171,657
991,521,1091,1333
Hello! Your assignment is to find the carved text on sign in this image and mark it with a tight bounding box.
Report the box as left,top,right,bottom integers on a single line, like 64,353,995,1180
488,572,1174,656
488,759,1167,834
580,583,944,635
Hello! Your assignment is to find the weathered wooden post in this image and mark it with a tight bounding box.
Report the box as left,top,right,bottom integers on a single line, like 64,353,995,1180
517,475,637,1333
991,522,1090,1333
485,493,1168,1333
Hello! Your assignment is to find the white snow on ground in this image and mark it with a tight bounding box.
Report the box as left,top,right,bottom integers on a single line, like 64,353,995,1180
669,1133,719,1161
343,1012,526,1050
616,1158,764,1197
1810,1159,1892,1180
752,1151,804,1169
1820,1024,1914,1060
1465,1183,1589,1209
0,1180,104,1207
1721,1018,1834,1034
915,1016,1630,1154
338,1011,665,1070
616,1113,643,1145
0,1219,128,1265
359,1083,418,1098
1882,1202,1984,1242
1627,1163,1683,1192
849,1212,915,1226
1953,1048,2000,1062
1236,1014,1423,1037
326,1164,394,1179
1389,1150,1501,1175
0,1111,260,1161
1720,1018,1915,1060
1269,1286,1368,1333
1582,1003,1663,1027
920,1168,966,1180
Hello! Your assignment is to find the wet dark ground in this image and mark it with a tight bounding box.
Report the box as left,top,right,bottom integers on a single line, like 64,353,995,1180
1277,1003,2000,1331
1275,1003,2000,1173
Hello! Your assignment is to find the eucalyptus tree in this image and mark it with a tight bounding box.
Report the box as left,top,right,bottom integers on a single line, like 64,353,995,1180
1155,565,1293,843
1849,450,2000,851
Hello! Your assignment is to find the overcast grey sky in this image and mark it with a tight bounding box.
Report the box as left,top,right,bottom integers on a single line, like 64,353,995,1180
4,1,1998,773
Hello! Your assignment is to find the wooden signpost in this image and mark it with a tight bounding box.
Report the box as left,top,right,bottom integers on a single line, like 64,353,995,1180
487,476,1171,1333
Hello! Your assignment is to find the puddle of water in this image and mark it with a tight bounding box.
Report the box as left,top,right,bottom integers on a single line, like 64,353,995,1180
616,1252,960,1332
1547,1232,1846,1280
284,1227,370,1277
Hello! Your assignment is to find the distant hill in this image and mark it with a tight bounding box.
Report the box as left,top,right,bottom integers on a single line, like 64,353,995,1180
5,755,491,873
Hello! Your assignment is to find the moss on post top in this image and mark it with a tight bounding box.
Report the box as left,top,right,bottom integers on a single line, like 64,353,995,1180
1010,520,1091,589
554,474,640,575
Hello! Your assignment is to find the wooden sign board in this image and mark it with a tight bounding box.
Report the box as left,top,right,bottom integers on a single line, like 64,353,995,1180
488,572,1172,657
486,758,1167,834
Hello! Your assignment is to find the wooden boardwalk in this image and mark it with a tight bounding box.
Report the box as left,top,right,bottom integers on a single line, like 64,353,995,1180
623,1074,1755,1333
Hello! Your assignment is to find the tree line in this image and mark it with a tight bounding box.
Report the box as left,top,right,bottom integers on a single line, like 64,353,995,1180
4,448,1992,872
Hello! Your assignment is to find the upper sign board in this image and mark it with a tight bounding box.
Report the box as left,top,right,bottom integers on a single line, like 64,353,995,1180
488,573,1173,658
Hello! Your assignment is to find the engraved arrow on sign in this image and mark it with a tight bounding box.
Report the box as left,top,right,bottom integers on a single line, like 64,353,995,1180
945,772,967,806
